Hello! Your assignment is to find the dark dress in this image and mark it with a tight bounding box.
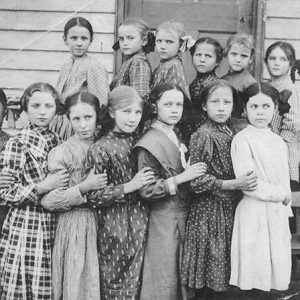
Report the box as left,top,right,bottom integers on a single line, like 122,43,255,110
181,119,241,292
87,131,148,300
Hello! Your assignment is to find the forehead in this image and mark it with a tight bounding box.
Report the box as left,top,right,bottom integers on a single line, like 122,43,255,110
69,102,95,115
29,91,55,103
230,43,251,54
158,89,184,102
117,101,142,110
156,28,178,41
67,26,91,37
195,43,216,53
209,86,233,98
248,93,273,103
269,47,287,57
118,24,141,36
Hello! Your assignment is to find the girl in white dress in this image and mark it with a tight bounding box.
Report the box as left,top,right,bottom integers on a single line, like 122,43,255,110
230,82,292,292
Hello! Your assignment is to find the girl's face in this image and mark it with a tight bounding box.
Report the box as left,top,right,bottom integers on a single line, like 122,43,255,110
192,43,218,74
245,93,275,129
110,102,142,133
155,29,180,60
26,91,56,128
227,43,252,72
64,26,92,58
156,89,184,126
118,25,146,56
69,102,97,141
203,86,233,124
266,47,291,78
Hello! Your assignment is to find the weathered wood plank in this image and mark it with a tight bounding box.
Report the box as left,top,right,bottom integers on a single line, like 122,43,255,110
0,0,115,13
265,18,300,39
0,50,114,73
0,70,113,90
266,0,300,18
0,31,114,53
0,11,115,33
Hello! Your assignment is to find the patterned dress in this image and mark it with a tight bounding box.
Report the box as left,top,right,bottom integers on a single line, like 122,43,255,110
41,135,100,300
230,125,292,291
269,73,300,182
50,54,109,140
187,70,218,137
110,51,152,100
87,131,148,300
0,124,61,300
181,119,241,292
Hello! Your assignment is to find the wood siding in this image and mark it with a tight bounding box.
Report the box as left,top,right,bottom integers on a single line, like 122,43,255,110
0,0,116,99
264,0,300,87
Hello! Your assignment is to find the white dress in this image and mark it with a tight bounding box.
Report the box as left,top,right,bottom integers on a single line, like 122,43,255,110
230,125,292,291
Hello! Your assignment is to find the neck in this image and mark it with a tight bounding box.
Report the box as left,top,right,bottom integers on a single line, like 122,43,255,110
154,119,174,131
270,69,291,82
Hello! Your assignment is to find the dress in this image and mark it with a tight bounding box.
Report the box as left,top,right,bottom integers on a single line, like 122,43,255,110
50,54,109,140
41,135,100,300
269,73,300,182
0,124,61,300
87,131,148,300
134,123,189,300
110,51,152,100
230,125,292,291
181,119,241,292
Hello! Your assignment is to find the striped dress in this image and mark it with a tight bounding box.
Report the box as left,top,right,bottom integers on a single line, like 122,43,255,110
50,54,109,140
0,124,61,300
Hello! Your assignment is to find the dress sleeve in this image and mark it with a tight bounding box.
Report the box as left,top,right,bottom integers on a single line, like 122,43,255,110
129,59,151,99
86,143,126,208
41,145,86,212
0,139,39,205
87,61,109,107
231,133,287,202
137,148,170,200
189,131,223,194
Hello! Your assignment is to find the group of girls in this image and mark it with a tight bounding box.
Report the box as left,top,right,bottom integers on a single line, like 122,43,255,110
0,13,298,300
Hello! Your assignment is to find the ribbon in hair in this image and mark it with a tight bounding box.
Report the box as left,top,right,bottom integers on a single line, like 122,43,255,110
144,31,156,54
278,89,292,115
179,35,196,53
112,40,120,51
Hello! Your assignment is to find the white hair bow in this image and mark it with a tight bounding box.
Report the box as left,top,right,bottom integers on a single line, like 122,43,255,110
179,35,196,53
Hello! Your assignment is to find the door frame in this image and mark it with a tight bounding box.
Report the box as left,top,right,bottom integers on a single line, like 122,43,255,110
114,0,265,80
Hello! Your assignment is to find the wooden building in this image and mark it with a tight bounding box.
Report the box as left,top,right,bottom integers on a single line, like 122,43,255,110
0,0,299,127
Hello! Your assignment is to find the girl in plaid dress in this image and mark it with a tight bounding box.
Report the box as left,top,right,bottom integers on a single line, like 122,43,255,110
50,17,109,141
0,82,70,300
265,41,300,185
110,18,154,101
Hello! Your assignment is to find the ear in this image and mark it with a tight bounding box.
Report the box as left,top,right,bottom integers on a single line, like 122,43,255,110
202,103,207,112
142,35,148,47
249,55,253,64
63,35,68,46
243,107,247,116
108,108,115,119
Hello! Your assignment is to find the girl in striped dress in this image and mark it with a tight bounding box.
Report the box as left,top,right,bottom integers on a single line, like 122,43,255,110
0,82,69,299
50,17,109,140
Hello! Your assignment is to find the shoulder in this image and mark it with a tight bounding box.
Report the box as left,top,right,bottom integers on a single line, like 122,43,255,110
190,124,212,142
86,56,108,73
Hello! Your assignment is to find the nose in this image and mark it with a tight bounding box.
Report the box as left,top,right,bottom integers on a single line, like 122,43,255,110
79,118,87,128
38,105,46,115
218,102,226,111
200,55,205,62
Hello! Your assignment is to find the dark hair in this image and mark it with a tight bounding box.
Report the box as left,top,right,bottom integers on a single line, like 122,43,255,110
200,79,238,111
190,37,223,64
264,41,296,67
64,17,93,39
224,33,255,57
0,89,7,108
64,91,100,122
20,82,63,114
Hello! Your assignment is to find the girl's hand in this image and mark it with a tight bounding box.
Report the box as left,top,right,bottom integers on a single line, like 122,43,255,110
236,170,257,191
124,167,155,194
176,162,207,184
0,173,14,188
79,169,108,194
283,191,292,206
36,170,70,195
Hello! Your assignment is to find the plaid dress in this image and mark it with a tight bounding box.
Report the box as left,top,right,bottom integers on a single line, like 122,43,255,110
110,51,152,100
0,124,61,299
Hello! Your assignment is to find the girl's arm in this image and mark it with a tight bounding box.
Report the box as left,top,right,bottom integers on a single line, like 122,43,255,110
87,61,109,107
129,58,151,99
231,134,288,202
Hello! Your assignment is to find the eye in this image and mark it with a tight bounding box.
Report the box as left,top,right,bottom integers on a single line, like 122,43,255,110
176,102,183,107
166,40,174,44
119,37,124,41
85,115,92,119
72,117,80,121
45,104,54,109
156,39,162,43
263,104,271,109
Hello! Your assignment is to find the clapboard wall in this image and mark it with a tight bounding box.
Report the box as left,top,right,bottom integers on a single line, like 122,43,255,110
0,0,116,100
263,0,300,89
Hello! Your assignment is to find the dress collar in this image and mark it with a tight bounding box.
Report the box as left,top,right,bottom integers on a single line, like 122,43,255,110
196,70,217,80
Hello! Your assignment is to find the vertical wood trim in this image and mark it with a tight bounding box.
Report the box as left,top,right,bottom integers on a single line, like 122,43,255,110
114,0,125,75
253,0,265,80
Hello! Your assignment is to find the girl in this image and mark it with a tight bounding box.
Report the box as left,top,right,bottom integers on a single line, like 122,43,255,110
230,82,292,292
265,41,300,186
181,80,257,298
41,91,108,300
50,16,109,140
222,33,258,118
0,82,69,299
87,85,155,300
134,83,207,300
110,18,154,100
188,37,223,135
